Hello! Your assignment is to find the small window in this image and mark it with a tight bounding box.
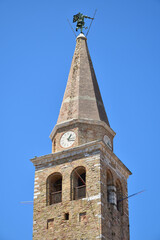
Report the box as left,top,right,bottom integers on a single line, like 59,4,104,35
53,139,56,152
64,213,69,220
47,218,54,229
79,212,87,224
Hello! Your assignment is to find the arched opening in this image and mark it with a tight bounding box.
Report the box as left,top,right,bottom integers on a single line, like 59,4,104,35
116,180,123,214
106,170,116,205
46,172,62,205
71,166,86,200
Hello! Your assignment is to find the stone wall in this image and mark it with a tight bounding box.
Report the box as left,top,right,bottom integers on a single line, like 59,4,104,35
31,141,131,240
33,150,102,240
52,122,114,153
100,151,130,240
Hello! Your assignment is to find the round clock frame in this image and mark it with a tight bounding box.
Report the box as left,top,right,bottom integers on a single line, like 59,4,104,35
103,135,112,149
60,131,76,148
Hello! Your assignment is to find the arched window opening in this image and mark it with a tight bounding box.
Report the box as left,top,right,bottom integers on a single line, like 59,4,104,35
71,167,86,200
46,173,62,205
116,180,123,214
107,170,116,205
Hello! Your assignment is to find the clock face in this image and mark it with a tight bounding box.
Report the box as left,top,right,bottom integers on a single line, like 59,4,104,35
60,131,76,148
103,135,112,150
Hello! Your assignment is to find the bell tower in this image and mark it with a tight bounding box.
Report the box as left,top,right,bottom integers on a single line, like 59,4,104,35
31,33,131,240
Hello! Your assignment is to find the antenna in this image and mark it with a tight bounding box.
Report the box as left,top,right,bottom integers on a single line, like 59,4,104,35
20,201,33,204
20,190,145,205
67,18,77,38
118,190,145,203
86,9,97,37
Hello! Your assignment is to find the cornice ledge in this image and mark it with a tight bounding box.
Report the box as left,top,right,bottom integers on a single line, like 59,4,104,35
30,140,102,166
30,140,131,177
100,142,132,177
49,118,116,140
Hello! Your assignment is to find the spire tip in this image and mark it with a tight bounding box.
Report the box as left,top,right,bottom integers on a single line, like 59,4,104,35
76,33,87,40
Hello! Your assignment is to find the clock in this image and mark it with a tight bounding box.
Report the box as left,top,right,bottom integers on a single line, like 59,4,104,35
103,135,112,150
60,131,76,148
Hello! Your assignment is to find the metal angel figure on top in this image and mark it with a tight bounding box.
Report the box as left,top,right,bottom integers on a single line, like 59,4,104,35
73,12,94,33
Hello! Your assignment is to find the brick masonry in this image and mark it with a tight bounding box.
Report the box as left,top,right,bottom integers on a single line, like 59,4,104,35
51,121,115,153
57,34,109,126
31,33,131,239
31,141,131,240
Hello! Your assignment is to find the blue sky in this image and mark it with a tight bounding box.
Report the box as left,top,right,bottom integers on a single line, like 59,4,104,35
0,0,160,239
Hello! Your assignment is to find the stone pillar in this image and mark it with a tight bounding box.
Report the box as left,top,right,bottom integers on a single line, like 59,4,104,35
108,185,117,206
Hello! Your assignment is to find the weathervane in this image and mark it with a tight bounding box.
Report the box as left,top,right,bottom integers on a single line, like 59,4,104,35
67,10,97,37
73,12,94,33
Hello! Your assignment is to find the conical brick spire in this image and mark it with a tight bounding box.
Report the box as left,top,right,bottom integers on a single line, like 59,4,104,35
57,33,110,126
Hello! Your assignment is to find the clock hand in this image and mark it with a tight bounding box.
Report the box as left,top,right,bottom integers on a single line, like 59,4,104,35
67,134,72,141
68,138,75,141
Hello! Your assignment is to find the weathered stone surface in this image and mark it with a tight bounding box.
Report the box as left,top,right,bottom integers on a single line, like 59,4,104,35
31,33,131,240
32,151,102,240
56,34,109,125
50,34,116,154
31,142,131,239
